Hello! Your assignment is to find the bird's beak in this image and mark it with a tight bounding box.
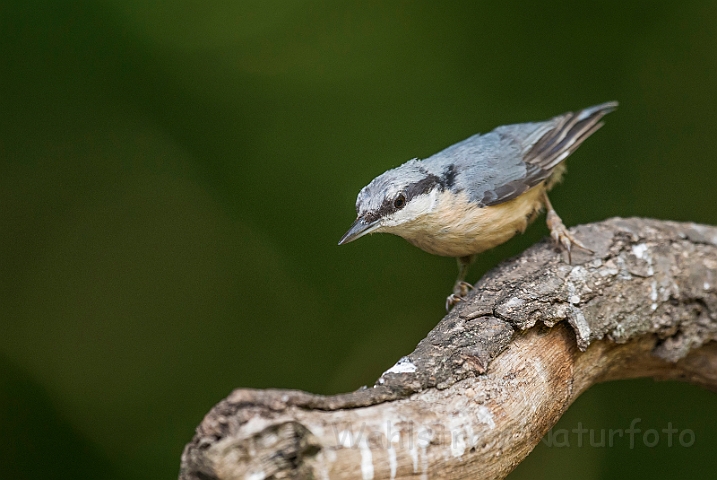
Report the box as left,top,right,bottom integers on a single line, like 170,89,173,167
338,216,380,245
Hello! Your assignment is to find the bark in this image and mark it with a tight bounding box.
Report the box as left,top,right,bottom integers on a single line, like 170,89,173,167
179,217,717,480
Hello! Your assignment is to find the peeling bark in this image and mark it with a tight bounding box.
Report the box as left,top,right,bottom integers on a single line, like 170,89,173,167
179,218,717,480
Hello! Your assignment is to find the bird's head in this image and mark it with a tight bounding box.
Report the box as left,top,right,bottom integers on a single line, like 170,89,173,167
339,160,453,245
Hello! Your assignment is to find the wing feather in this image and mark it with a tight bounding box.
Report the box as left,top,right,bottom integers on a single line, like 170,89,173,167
481,101,617,206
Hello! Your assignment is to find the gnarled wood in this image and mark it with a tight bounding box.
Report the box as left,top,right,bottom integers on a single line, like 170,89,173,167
179,218,717,480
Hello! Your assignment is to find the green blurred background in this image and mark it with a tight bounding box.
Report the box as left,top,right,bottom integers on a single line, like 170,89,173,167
1,1,716,479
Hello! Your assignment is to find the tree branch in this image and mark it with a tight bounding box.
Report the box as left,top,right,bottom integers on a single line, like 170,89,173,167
179,218,717,480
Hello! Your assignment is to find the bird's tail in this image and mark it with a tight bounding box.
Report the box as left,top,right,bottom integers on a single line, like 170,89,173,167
525,101,619,171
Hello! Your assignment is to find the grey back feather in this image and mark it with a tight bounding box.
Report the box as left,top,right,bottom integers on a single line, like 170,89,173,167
424,101,618,206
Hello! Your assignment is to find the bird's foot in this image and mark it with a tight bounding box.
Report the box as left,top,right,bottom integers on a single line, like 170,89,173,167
546,209,592,264
445,281,474,311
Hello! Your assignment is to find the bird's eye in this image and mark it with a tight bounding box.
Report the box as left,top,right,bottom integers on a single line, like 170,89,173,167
393,194,406,209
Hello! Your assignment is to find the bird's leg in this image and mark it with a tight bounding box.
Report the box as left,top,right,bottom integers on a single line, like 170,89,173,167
542,192,592,264
446,255,475,311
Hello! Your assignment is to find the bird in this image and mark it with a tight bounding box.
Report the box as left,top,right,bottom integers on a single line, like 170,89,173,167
338,101,618,310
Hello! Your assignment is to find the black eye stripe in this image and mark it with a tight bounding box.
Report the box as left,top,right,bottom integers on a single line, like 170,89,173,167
404,174,443,201
362,169,452,222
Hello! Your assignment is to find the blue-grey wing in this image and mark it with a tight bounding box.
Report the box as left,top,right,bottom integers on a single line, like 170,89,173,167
424,102,618,207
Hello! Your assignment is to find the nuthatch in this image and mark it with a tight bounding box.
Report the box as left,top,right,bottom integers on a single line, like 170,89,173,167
339,102,618,310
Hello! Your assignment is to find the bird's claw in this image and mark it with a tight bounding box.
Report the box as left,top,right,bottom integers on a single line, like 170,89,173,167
446,281,474,311
446,294,462,311
546,209,592,264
